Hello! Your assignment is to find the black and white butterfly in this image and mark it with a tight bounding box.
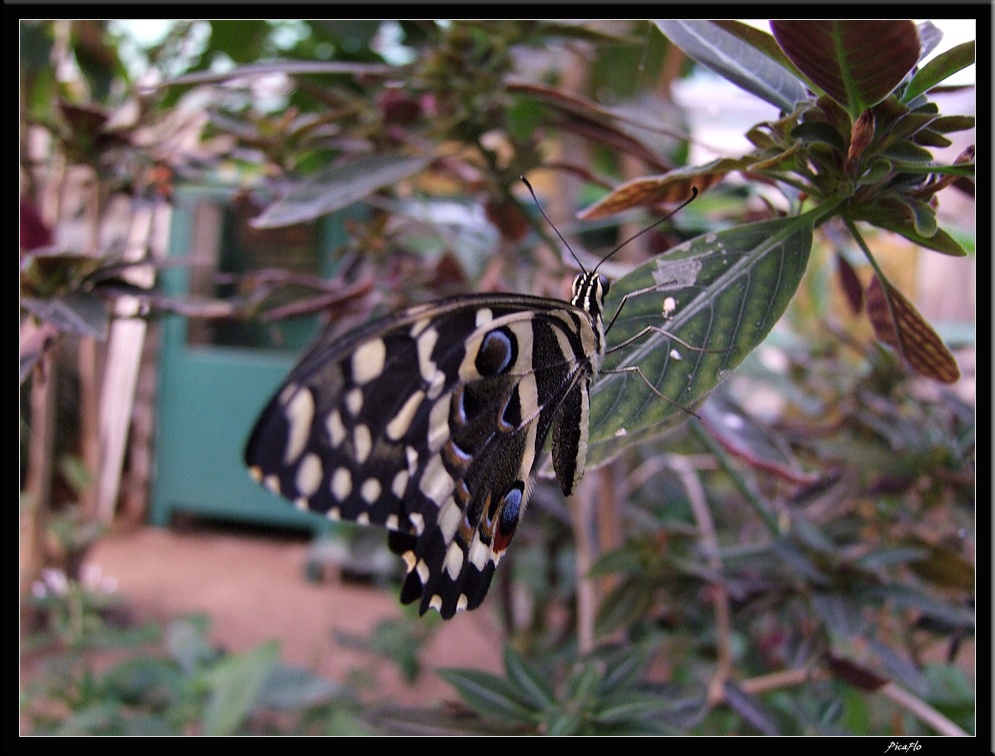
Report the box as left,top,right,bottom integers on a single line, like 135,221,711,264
245,185,696,619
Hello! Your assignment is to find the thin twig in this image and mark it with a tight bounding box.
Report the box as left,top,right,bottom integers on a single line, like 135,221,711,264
879,681,969,737
669,453,733,705
567,473,598,654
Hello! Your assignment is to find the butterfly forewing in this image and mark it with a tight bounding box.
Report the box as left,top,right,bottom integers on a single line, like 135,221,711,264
245,279,606,618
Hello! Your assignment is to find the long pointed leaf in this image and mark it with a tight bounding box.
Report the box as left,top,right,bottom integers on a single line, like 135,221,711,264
577,158,749,220
203,641,280,736
866,275,961,383
436,668,535,723
253,152,434,228
903,41,977,102
656,20,807,112
503,645,555,708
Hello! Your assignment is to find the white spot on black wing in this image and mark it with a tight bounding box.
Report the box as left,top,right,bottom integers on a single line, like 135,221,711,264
331,467,352,500
295,453,323,497
353,424,373,463
386,390,424,440
360,477,382,504
282,388,315,465
351,338,387,384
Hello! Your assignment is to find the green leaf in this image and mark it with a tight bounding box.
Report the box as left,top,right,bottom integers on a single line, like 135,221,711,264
596,578,655,637
867,585,975,628
791,121,847,151
593,690,670,725
903,41,976,102
586,214,815,467
202,641,280,735
21,292,109,340
771,21,921,116
855,546,929,571
906,198,938,237
906,542,975,591
103,657,185,707
912,128,952,148
857,159,894,185
710,20,800,74
436,668,535,723
206,20,273,65
852,204,967,256
880,140,935,163
928,114,976,134
256,664,346,710
165,614,217,674
721,680,780,735
871,102,939,154
563,660,604,703
597,643,655,696
252,152,434,228
655,20,807,112
502,645,555,709
811,592,868,639
922,664,974,709
772,537,830,585
545,711,583,736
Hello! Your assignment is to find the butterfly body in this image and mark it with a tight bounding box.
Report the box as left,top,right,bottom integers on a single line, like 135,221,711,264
245,272,610,618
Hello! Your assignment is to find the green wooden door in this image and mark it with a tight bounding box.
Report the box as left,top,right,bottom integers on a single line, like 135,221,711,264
150,187,349,533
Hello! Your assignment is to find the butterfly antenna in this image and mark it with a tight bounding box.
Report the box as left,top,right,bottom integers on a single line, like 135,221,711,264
520,176,587,273
593,186,698,273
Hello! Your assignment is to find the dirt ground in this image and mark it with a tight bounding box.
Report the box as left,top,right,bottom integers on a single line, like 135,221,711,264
81,521,505,708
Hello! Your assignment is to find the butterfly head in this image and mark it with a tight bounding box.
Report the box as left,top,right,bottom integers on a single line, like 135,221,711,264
570,271,610,321
570,271,610,368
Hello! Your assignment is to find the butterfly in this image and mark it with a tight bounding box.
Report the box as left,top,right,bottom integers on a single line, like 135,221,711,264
245,184,696,619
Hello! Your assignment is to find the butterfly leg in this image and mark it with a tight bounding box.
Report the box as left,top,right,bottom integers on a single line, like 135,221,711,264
604,283,671,335
600,363,701,417
606,323,718,355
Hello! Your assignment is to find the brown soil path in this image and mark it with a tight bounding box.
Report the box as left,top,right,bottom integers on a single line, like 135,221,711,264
85,524,504,707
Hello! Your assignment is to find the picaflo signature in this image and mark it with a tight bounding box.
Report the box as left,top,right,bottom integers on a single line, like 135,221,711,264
885,741,921,753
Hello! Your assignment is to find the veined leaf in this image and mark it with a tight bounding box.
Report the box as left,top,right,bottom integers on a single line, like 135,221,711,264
577,159,745,219
866,275,961,383
436,668,535,723
253,152,434,228
502,646,555,709
852,203,968,256
586,214,815,467
656,20,807,112
772,21,920,116
21,292,109,340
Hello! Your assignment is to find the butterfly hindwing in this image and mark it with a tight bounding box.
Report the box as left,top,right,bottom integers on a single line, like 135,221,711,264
245,286,604,618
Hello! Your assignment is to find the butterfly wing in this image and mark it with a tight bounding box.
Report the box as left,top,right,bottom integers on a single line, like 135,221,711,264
245,293,598,618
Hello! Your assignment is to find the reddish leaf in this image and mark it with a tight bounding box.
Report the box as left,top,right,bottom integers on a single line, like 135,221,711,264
826,654,888,692
835,253,864,315
906,541,975,591
911,145,976,199
484,196,530,242
577,159,741,220
700,394,819,485
771,21,920,113
846,109,875,174
509,82,674,172
866,275,960,383
20,197,53,252
553,115,671,173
